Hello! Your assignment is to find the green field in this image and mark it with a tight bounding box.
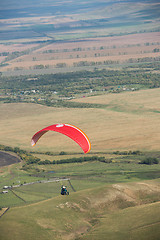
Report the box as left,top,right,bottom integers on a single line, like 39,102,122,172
0,180,160,240
1,157,160,207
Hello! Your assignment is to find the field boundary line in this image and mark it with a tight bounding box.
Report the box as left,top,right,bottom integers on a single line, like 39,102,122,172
0,207,10,218
68,179,76,192
10,189,26,203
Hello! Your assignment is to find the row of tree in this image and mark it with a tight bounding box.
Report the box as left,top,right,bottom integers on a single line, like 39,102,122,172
42,43,160,54
0,144,159,167
12,56,160,71
37,156,106,165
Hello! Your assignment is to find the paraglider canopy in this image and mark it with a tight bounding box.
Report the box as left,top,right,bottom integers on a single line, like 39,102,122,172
31,123,91,153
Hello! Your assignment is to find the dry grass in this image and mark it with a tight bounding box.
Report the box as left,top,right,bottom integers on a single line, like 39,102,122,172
35,32,160,51
73,88,160,110
0,43,38,53
0,88,160,152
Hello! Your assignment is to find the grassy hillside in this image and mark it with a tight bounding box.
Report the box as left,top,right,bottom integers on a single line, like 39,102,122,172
82,201,160,240
0,180,160,240
1,158,160,208
1,88,160,152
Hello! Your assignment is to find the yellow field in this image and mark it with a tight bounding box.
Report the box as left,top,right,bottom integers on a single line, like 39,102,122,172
0,88,160,152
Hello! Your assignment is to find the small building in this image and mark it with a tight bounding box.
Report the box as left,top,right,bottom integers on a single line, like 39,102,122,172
2,191,8,194
3,186,11,189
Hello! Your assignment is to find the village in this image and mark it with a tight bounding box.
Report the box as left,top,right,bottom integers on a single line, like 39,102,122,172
0,82,138,106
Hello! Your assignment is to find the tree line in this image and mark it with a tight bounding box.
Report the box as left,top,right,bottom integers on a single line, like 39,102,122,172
1,64,160,92
37,156,106,165
0,144,159,168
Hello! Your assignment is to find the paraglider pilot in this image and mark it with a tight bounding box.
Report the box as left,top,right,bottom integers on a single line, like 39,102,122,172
61,185,69,195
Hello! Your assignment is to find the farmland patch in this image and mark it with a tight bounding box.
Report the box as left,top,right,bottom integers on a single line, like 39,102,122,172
0,151,20,167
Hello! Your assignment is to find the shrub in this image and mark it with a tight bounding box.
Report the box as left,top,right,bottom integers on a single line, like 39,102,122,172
59,151,67,155
139,157,159,165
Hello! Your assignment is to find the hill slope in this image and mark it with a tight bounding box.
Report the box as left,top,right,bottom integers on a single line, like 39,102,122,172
0,179,160,240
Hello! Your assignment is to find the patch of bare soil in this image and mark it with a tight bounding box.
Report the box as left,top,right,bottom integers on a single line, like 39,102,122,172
0,151,20,167
89,181,160,213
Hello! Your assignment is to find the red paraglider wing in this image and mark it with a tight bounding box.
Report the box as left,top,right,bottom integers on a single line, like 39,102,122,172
31,123,91,153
